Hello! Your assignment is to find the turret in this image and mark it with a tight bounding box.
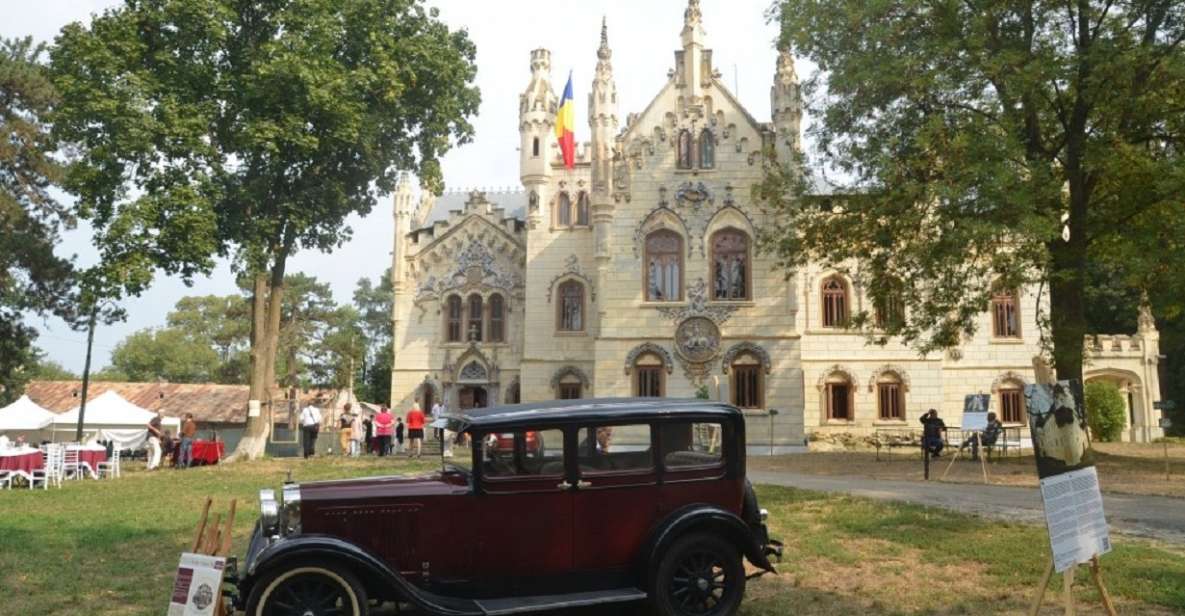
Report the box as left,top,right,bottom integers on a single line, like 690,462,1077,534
676,0,713,103
520,48,557,228
771,46,803,164
391,172,415,291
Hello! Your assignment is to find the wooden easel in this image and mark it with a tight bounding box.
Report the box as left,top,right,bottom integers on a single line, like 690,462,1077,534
1028,554,1117,615
190,497,238,616
939,433,990,484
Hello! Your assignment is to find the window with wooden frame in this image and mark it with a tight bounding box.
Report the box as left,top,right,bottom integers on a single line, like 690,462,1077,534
645,230,683,301
557,192,572,227
710,228,750,300
730,354,763,409
634,353,665,397
874,294,905,330
557,376,583,400
488,294,505,342
992,289,1020,337
999,384,1027,424
822,277,849,328
446,295,463,342
556,280,584,332
698,128,715,169
576,192,590,226
825,375,853,421
876,374,905,421
467,294,483,342
677,130,693,169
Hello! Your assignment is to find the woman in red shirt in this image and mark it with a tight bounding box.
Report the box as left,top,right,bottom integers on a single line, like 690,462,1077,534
374,407,394,457
405,404,426,458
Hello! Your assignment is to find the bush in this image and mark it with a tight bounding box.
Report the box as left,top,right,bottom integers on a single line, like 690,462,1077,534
1085,381,1127,442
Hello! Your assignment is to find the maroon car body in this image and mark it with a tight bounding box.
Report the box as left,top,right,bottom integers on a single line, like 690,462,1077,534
230,398,781,616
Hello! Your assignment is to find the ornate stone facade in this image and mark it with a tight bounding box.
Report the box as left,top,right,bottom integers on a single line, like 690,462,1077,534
389,2,1164,447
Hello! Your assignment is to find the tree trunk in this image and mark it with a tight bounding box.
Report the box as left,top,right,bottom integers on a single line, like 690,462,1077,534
1047,181,1089,384
228,250,289,461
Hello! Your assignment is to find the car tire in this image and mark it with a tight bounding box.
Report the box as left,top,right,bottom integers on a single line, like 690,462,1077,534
651,532,746,616
246,559,369,616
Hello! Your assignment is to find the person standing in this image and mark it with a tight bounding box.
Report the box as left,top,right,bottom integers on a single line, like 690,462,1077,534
179,412,197,468
350,409,364,457
363,414,374,454
146,412,164,470
338,403,354,456
920,409,947,458
430,400,444,444
406,404,426,458
394,417,405,454
300,401,323,459
374,406,394,457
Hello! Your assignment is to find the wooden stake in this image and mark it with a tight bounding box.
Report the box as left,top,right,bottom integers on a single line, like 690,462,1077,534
1063,567,1076,615
218,499,237,557
204,513,222,555
1089,556,1118,616
191,497,212,552
940,444,962,481
1029,558,1055,616
980,446,990,484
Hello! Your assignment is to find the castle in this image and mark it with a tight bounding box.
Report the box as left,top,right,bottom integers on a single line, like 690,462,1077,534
388,1,1164,448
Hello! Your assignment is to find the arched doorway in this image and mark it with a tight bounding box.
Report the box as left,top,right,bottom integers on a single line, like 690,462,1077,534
458,386,488,409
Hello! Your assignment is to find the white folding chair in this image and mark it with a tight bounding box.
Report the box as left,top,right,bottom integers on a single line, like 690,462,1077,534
50,445,66,488
97,449,121,479
29,449,53,490
62,448,82,480
0,470,11,490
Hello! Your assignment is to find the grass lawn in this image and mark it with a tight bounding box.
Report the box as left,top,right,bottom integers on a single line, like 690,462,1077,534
0,457,1182,615
751,442,1185,498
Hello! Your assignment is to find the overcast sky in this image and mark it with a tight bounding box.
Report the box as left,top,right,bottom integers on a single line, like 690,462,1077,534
7,0,805,373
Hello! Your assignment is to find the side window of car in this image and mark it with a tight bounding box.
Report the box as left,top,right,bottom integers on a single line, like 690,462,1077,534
577,424,653,474
661,422,724,468
481,429,565,478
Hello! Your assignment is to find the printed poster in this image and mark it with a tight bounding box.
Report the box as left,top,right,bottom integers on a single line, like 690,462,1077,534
1025,380,1110,572
962,394,991,431
167,553,226,616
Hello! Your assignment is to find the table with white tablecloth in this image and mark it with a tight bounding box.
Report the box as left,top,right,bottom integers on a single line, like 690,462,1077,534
0,446,44,481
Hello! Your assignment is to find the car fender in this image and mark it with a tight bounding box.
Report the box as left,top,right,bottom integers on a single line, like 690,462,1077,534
240,534,483,616
640,504,776,588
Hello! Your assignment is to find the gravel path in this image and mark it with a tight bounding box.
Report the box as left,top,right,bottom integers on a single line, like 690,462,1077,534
751,470,1185,545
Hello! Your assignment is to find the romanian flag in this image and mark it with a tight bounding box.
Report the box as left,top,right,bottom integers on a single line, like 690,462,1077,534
555,72,576,169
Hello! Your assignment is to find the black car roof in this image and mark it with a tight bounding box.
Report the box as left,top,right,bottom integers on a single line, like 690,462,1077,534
442,397,741,429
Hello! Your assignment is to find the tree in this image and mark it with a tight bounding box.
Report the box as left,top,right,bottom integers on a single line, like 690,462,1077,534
167,295,251,362
1084,380,1127,441
764,0,1185,381
0,37,76,403
306,306,365,393
109,328,221,383
51,0,480,459
353,270,393,403
26,355,78,381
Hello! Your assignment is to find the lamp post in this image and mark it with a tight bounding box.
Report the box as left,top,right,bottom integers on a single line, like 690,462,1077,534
767,409,780,456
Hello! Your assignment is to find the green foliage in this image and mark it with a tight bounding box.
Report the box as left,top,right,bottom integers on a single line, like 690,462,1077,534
109,328,221,383
0,37,77,402
764,0,1185,379
353,270,393,403
695,384,711,400
1085,381,1128,442
26,356,77,381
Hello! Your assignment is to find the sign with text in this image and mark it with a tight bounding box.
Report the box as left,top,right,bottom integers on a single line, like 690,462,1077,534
1025,380,1110,572
962,394,991,431
167,553,226,616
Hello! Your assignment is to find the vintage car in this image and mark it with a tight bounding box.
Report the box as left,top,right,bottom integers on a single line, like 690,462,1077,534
228,398,782,616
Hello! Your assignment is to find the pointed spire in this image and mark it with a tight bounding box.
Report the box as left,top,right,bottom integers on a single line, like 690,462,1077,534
598,16,611,61
775,45,798,86
685,0,702,27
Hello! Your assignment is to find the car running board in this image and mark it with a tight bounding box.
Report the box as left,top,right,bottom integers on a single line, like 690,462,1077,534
473,588,648,615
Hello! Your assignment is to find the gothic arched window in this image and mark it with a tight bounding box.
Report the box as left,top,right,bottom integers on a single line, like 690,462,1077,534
699,128,715,169
710,228,750,300
998,380,1027,424
645,230,683,302
992,288,1020,338
877,372,905,420
488,293,505,342
467,294,483,342
634,353,665,397
576,192,590,226
446,295,463,342
731,353,763,409
677,130,693,169
822,277,849,328
557,192,572,227
557,280,585,332
825,372,854,421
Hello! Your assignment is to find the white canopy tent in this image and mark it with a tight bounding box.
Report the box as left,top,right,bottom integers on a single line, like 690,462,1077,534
0,395,56,442
51,390,180,449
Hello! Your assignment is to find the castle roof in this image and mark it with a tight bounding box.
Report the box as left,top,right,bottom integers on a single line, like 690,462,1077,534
416,189,528,231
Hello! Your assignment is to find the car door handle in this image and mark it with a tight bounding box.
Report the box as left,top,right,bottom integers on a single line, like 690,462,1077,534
557,480,573,490
575,480,592,489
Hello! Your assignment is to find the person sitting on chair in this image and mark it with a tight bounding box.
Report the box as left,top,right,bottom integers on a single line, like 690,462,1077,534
920,409,947,457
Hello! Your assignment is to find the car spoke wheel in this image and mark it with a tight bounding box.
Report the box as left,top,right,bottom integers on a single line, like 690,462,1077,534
653,533,745,616
249,564,368,616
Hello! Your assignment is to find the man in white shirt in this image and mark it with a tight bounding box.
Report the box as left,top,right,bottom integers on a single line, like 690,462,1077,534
430,401,444,444
300,402,323,459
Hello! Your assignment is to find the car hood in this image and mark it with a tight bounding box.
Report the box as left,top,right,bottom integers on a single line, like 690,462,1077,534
296,471,469,502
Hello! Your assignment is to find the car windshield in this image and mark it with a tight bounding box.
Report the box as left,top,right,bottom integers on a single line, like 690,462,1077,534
441,417,473,475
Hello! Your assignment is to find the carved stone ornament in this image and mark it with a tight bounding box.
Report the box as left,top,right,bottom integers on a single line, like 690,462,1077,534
414,237,522,306
675,181,713,209
624,343,674,375
459,361,488,382
546,255,597,302
675,317,721,364
657,278,739,325
815,365,859,392
721,342,772,375
550,365,591,391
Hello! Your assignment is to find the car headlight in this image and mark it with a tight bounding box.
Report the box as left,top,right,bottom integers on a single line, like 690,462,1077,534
282,483,302,535
259,489,279,535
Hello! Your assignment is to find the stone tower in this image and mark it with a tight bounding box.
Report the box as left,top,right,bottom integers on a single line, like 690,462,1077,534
770,46,803,164
589,17,618,263
519,48,558,229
